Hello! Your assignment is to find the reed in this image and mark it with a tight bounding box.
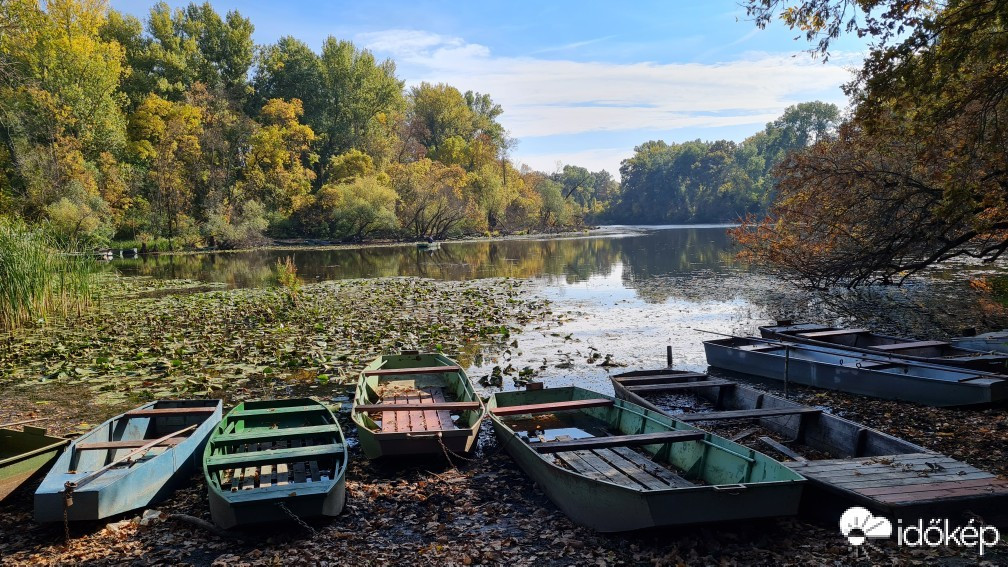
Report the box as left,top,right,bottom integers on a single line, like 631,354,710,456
0,220,95,330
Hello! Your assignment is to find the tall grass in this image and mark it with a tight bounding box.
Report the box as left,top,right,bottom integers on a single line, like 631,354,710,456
0,220,95,330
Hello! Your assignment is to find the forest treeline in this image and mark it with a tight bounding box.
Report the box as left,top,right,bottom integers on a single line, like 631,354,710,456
0,0,837,249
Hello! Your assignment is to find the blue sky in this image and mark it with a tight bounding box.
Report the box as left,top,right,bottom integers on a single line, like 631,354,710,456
110,1,868,176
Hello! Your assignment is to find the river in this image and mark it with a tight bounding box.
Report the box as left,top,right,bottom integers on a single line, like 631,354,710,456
108,225,1008,394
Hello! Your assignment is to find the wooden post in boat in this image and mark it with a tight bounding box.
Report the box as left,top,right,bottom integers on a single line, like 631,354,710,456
666,346,673,368
783,345,790,399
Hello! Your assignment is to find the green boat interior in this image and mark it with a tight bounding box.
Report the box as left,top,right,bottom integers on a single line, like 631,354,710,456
205,400,344,493
354,355,483,434
491,387,800,492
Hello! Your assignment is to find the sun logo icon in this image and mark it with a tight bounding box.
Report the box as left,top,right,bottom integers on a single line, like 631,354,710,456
839,506,893,546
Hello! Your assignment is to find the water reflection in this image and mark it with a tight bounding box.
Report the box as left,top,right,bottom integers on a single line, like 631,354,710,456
110,226,735,288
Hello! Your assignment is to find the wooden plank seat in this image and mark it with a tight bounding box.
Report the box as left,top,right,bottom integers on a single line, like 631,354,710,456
533,430,705,453
221,439,335,490
212,424,340,444
206,442,344,471
76,437,186,450
354,402,480,412
491,398,614,416
678,407,821,422
625,380,736,393
614,373,708,386
552,446,693,490
363,365,462,376
797,328,869,338
228,405,329,418
873,340,949,351
124,407,216,417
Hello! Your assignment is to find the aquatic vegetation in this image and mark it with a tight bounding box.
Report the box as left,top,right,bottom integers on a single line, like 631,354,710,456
0,220,94,331
0,276,551,412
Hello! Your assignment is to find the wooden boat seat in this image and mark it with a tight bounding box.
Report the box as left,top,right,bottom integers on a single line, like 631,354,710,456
625,380,736,393
363,365,462,376
212,424,340,445
614,372,708,386
873,340,949,351
738,344,784,352
124,407,216,417
491,398,614,416
678,407,821,422
533,430,705,453
76,437,185,450
797,328,869,338
221,439,334,491
376,387,463,433
206,442,344,471
229,405,329,418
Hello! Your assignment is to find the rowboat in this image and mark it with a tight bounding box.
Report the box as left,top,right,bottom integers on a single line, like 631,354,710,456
704,337,1008,406
203,398,347,529
487,386,805,532
34,399,221,522
951,329,1008,353
352,352,485,459
0,421,68,501
760,322,1008,371
611,367,1008,520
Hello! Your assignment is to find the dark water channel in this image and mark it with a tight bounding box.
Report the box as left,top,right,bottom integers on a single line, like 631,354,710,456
109,225,1008,394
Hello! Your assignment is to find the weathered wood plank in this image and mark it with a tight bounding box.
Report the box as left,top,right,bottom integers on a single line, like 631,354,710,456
857,478,1008,497
77,437,185,450
552,451,619,484
533,430,704,453
758,436,806,462
363,365,461,376
609,446,693,488
626,380,735,393
678,407,820,422
356,402,481,412
491,398,614,416
875,482,1008,503
574,449,648,489
205,443,344,470
229,405,326,418
595,448,672,490
874,340,949,351
428,387,456,431
124,407,216,417
213,424,339,444
797,328,869,338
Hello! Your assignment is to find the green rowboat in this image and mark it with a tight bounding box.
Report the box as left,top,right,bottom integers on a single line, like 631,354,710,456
0,423,67,501
352,352,486,459
203,398,347,528
487,386,805,532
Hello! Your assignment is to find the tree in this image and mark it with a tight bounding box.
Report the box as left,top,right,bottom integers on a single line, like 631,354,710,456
407,83,475,154
389,159,473,239
736,1,1008,286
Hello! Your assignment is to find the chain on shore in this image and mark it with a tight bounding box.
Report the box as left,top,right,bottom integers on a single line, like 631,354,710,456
276,501,317,537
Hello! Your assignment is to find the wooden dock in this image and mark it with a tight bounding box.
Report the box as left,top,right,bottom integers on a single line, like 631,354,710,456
787,453,1008,519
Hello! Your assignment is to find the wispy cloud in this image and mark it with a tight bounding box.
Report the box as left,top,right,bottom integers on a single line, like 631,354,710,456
527,35,619,56
357,29,854,172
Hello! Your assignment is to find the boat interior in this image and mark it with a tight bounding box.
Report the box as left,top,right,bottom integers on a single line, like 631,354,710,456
355,358,483,434
205,400,345,493
764,323,979,358
490,387,801,491
0,426,66,463
69,399,218,473
612,368,923,464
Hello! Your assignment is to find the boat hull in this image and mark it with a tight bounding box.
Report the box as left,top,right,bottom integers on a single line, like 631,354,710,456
353,353,485,459
489,387,804,532
34,400,221,522
203,398,347,528
703,338,1008,407
0,427,68,501
760,323,1008,371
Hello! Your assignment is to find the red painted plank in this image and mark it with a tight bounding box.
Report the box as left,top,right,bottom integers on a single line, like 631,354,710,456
355,402,481,412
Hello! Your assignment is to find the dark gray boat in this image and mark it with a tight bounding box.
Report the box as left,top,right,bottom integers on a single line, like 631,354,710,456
759,322,1008,372
703,337,1008,407
610,368,1008,520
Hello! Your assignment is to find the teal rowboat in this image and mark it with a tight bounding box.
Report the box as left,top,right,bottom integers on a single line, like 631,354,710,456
0,422,68,501
204,398,347,528
487,387,805,532
352,352,485,459
34,399,221,522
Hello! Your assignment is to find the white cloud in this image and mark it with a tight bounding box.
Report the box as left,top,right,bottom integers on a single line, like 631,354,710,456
357,30,856,172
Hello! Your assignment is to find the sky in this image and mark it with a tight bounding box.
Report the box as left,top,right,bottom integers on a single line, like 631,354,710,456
110,1,868,177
